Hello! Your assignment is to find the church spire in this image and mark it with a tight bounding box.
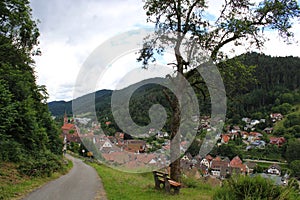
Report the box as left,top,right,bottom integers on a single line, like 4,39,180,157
64,111,68,125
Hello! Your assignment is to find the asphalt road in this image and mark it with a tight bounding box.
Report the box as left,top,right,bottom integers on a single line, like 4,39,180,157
23,154,107,200
243,158,287,165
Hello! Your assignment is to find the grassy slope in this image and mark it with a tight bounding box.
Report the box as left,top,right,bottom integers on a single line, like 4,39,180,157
0,159,73,200
273,104,300,133
90,162,215,200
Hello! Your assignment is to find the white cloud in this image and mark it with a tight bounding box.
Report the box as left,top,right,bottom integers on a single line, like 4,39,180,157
30,0,300,101
30,0,147,101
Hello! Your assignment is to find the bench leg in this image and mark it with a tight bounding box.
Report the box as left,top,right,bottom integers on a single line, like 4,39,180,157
154,180,165,190
165,184,171,193
173,186,180,195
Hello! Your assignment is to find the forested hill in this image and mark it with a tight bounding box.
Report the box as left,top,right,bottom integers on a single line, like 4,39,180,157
0,0,64,176
48,89,113,116
239,52,299,91
227,53,300,119
49,52,300,119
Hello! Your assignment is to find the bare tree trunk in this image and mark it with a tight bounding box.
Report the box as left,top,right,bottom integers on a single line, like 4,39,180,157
170,98,181,181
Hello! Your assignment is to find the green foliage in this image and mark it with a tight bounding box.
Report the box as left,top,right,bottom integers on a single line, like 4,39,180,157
0,0,40,54
0,80,16,135
285,139,300,163
0,135,25,162
18,151,63,177
273,104,300,138
245,144,284,161
69,129,75,134
288,178,300,191
142,0,300,63
0,0,63,177
253,165,264,173
272,103,293,115
213,175,299,200
211,142,241,160
227,53,300,118
218,58,257,96
289,160,300,178
285,113,300,127
281,93,295,104
181,176,212,190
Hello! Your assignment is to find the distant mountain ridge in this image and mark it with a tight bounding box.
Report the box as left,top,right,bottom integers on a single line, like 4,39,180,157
48,53,300,119
48,89,113,116
48,78,165,117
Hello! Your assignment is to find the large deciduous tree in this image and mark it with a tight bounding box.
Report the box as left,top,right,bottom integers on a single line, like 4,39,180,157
139,0,300,181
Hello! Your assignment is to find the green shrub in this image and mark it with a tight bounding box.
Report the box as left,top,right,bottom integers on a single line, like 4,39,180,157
0,137,25,162
182,176,199,188
181,175,212,191
18,150,63,177
213,175,299,200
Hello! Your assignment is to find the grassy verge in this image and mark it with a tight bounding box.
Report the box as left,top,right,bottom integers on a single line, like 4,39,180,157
0,157,73,200
90,162,215,200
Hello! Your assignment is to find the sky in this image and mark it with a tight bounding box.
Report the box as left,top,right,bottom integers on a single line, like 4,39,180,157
29,0,300,102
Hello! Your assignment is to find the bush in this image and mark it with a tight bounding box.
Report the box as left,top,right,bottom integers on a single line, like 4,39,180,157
182,176,199,188
181,176,212,191
288,178,300,191
18,150,63,177
0,137,25,162
290,160,300,178
213,175,299,200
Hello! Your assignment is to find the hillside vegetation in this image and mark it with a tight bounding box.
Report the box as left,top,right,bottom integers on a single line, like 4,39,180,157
0,0,64,177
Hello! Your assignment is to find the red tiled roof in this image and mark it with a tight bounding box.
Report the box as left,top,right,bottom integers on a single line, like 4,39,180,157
64,133,81,143
230,156,243,167
269,137,286,145
211,160,229,169
135,154,156,164
214,156,222,161
222,135,230,143
62,123,75,130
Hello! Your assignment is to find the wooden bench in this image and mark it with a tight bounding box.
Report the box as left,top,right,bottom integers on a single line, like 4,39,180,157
153,171,181,194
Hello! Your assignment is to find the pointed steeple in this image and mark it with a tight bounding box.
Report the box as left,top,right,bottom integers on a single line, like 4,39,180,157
64,111,68,125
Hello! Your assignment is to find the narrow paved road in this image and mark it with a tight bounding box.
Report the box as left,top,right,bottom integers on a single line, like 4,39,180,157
23,154,107,200
244,158,287,165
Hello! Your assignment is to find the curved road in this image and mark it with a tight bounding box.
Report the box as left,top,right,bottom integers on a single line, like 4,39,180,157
23,154,107,200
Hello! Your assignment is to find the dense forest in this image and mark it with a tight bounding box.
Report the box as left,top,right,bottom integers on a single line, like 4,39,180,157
227,53,300,120
0,0,63,176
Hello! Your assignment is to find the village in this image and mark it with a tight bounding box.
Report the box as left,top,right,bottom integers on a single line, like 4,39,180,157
61,112,289,184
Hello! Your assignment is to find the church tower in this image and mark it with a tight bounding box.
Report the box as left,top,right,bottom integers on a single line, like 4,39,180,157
64,111,68,125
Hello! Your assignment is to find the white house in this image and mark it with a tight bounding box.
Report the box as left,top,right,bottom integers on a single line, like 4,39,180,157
267,164,281,176
200,158,210,168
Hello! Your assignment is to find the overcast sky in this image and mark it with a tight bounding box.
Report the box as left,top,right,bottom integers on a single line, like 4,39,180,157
30,0,300,102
